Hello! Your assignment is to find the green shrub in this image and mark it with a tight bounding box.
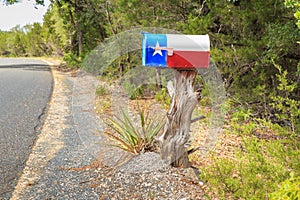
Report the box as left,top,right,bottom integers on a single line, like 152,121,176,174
228,108,257,136
154,87,171,107
63,53,81,69
201,135,299,199
231,108,252,123
269,173,300,200
104,106,165,154
269,62,300,134
122,81,143,100
95,85,108,96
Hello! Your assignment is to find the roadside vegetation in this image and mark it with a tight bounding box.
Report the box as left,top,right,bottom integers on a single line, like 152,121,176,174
2,0,299,199
95,63,299,199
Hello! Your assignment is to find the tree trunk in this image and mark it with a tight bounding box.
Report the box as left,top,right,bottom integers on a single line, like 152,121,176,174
63,0,76,54
74,0,83,56
156,68,162,89
118,59,123,75
77,21,83,56
158,69,199,168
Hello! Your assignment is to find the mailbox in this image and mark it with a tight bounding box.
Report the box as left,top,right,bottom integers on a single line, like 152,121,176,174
142,33,210,68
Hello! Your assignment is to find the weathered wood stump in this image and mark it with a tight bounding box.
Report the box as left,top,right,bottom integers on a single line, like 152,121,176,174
158,69,199,168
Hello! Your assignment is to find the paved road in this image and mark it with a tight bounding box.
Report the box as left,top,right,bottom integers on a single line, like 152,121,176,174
0,58,53,199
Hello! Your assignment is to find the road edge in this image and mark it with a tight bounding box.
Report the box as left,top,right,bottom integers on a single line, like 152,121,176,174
10,60,69,200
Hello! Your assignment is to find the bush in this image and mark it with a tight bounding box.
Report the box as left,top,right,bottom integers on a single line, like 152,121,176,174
201,117,299,200
63,53,81,69
95,85,108,96
154,87,171,107
269,173,300,200
122,81,143,100
104,106,165,154
269,62,300,134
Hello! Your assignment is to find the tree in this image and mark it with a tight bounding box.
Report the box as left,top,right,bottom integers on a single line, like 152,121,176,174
4,26,27,57
46,0,106,59
0,31,10,56
179,0,299,118
24,23,47,56
2,0,44,5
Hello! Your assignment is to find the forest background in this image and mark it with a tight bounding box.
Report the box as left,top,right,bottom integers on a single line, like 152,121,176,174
1,0,299,199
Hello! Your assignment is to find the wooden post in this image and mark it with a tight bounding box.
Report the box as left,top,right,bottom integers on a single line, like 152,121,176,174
158,69,199,168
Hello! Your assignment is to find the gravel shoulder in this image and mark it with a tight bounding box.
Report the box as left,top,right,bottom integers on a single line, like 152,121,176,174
11,64,204,200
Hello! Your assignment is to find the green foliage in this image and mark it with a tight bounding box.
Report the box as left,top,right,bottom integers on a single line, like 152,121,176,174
154,88,171,107
264,21,299,63
228,105,293,138
0,26,26,57
95,85,108,96
122,81,143,100
269,63,300,133
47,3,69,50
178,0,299,121
24,23,46,57
201,135,299,199
104,107,165,154
106,0,190,34
63,53,81,69
231,108,252,123
226,104,258,136
202,107,299,199
0,23,51,57
269,173,300,200
2,0,44,5
285,0,300,29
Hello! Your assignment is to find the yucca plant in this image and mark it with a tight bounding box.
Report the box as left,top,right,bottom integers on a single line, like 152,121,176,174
104,106,165,154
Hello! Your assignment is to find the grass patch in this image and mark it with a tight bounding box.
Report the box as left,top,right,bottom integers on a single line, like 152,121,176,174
95,84,111,115
95,85,108,96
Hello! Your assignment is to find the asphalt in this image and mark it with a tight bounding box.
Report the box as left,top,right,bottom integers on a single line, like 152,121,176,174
0,58,53,199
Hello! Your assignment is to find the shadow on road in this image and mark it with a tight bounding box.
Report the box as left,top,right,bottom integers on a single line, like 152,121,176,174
0,64,50,71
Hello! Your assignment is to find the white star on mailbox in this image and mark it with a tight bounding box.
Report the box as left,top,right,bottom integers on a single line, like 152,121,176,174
152,41,163,56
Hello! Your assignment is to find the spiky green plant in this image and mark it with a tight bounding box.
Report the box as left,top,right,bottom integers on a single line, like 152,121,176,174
104,106,165,154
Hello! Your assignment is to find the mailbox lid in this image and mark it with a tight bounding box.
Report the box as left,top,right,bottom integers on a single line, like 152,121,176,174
142,33,210,68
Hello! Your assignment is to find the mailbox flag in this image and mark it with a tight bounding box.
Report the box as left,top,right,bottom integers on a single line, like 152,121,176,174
142,33,210,68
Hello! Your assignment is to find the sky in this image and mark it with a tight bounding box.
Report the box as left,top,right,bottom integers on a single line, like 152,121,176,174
0,0,50,31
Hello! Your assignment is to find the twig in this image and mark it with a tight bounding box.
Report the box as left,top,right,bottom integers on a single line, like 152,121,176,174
191,116,206,123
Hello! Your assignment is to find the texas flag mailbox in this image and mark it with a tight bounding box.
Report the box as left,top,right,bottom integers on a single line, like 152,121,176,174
142,33,210,68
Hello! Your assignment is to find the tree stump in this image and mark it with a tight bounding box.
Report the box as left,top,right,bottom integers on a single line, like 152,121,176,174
158,69,199,168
